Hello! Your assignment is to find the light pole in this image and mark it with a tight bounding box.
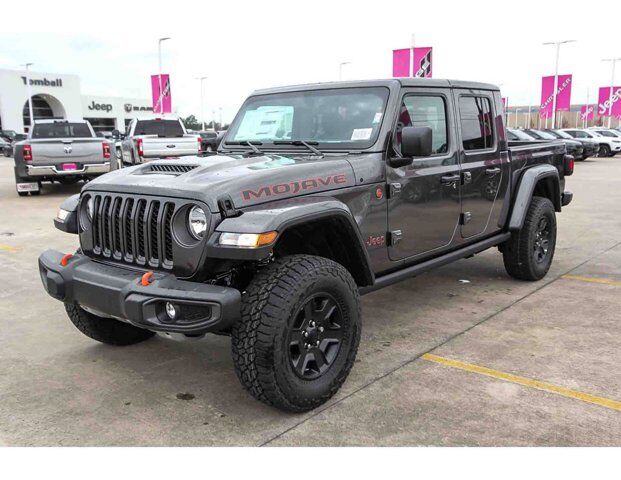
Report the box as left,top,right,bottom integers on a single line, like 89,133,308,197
22,63,34,131
543,40,575,129
219,107,223,130
527,105,532,128
338,61,351,81
196,76,207,131
514,108,521,128
602,57,621,128
157,37,171,114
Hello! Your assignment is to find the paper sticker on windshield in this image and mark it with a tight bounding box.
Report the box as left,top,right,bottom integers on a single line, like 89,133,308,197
373,112,383,124
351,128,372,141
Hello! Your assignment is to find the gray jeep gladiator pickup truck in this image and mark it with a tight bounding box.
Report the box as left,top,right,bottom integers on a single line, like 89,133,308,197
39,79,573,412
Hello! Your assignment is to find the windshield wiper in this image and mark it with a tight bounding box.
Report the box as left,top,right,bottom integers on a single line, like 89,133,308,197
273,140,323,156
227,140,264,156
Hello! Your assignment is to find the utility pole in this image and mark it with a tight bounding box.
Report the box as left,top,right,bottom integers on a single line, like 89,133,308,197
157,37,171,114
219,107,223,130
527,105,532,129
196,76,207,131
602,58,620,128
543,40,575,129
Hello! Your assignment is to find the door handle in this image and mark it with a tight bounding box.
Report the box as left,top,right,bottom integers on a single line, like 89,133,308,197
440,174,460,185
485,167,501,176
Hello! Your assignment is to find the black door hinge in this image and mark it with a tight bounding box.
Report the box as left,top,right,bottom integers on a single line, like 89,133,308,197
460,212,472,225
217,195,239,219
388,183,402,198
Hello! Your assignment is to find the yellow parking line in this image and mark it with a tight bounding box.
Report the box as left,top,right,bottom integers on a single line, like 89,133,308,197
0,244,18,253
422,353,621,412
560,274,621,287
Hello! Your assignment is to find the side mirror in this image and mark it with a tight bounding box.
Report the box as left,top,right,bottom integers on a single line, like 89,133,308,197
111,129,121,139
401,126,433,158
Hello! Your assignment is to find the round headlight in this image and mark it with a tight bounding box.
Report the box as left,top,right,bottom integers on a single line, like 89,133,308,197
86,197,94,220
188,206,207,239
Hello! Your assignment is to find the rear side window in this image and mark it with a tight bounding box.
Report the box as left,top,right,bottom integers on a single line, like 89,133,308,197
396,95,448,155
134,120,184,137
32,122,92,139
459,96,494,151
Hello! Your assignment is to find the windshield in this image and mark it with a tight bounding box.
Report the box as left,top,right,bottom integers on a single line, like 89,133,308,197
135,120,184,137
31,122,93,139
529,129,556,140
507,128,535,141
551,130,572,139
226,87,389,149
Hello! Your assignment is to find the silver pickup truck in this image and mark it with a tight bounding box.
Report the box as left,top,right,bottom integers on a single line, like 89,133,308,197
120,117,201,165
13,119,112,196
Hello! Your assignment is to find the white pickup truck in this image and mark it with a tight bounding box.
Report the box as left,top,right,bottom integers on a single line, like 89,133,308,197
119,117,201,165
13,119,112,196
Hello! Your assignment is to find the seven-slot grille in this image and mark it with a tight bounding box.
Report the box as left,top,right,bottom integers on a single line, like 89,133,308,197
89,194,175,269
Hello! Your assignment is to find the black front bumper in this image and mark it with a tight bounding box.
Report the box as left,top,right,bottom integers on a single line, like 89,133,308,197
38,250,241,335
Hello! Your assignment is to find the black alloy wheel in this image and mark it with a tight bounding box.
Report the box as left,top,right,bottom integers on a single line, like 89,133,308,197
288,293,344,380
533,216,551,264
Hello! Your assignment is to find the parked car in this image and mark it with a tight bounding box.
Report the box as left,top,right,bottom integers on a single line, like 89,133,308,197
546,129,598,160
13,119,113,196
1,137,12,157
40,79,573,412
119,116,201,165
589,127,621,139
197,130,219,153
506,128,538,142
562,128,621,157
524,129,584,160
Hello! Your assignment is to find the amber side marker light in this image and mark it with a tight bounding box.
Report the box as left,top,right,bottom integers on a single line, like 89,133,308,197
219,231,278,248
60,253,73,266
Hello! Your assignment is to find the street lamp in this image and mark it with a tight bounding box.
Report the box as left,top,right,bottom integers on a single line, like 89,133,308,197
542,40,576,129
602,57,621,128
22,63,34,131
338,61,351,81
196,76,207,131
157,37,171,114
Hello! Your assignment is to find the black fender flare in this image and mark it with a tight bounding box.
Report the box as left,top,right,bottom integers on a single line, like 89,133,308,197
508,165,560,231
205,197,375,285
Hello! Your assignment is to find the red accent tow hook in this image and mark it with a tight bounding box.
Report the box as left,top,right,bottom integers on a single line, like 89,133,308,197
141,271,154,286
60,253,73,267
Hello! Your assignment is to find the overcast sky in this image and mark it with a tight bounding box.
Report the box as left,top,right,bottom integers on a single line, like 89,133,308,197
1,0,618,124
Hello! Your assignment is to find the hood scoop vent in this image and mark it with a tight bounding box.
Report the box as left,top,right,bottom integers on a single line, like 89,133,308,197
144,164,199,175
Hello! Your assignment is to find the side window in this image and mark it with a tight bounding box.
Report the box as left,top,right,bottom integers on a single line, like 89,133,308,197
396,95,448,155
459,96,494,151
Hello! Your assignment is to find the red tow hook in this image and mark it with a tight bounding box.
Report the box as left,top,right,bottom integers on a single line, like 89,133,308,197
60,253,73,267
141,271,154,286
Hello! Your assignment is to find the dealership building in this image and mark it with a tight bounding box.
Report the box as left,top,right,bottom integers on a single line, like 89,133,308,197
0,68,153,134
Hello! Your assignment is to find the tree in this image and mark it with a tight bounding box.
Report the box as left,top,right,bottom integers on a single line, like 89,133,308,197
182,115,202,131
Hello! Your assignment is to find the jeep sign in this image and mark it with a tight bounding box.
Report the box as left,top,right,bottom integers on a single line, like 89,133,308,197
87,101,113,112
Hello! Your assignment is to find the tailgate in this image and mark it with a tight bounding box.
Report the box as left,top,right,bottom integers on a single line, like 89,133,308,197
142,136,200,158
31,139,106,166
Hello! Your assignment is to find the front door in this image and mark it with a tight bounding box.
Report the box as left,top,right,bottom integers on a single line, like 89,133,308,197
454,92,507,238
387,90,462,261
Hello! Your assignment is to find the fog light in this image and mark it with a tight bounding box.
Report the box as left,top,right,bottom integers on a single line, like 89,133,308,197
165,302,178,320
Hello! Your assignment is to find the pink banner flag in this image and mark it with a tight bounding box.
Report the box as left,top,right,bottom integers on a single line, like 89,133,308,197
540,76,555,119
392,49,411,77
555,74,572,111
580,105,595,121
598,86,621,118
151,74,172,114
412,47,433,78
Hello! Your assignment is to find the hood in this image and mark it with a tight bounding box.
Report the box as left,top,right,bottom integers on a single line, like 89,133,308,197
84,153,356,212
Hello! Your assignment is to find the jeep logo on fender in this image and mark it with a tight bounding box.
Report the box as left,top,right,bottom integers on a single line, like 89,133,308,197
242,174,348,201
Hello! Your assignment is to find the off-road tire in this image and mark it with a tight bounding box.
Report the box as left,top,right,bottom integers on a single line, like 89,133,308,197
65,303,156,346
231,255,361,412
502,196,556,281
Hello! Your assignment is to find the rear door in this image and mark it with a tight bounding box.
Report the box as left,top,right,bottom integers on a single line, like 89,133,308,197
387,88,462,261
454,91,508,238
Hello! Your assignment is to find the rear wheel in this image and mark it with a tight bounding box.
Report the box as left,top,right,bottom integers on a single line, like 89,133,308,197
502,196,556,281
231,255,361,412
65,303,155,346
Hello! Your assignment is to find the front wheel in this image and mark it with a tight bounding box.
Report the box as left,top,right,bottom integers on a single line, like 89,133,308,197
502,196,557,281
231,255,361,412
65,303,155,346
599,145,612,157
